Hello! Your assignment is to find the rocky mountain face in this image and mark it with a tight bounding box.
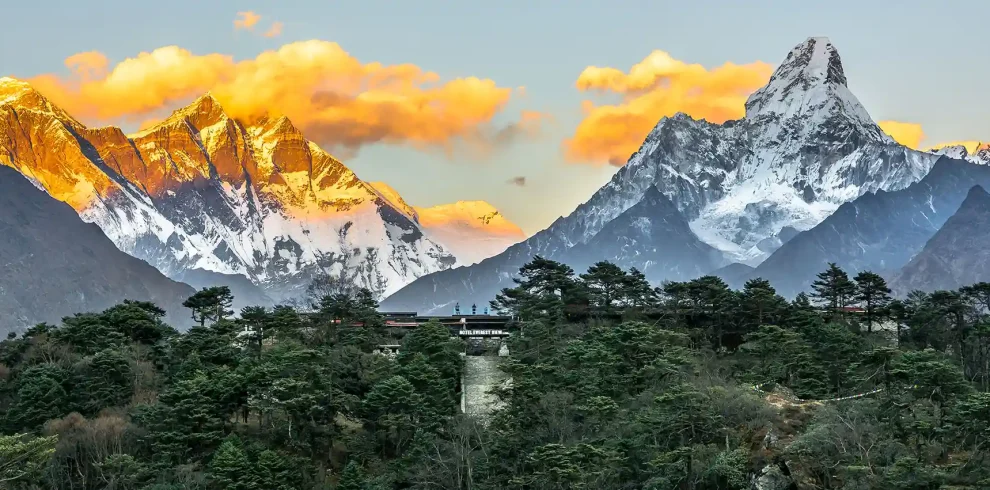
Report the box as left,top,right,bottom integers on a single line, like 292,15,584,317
563,187,724,281
0,78,466,301
0,166,195,334
749,157,990,297
381,37,936,313
889,185,990,293
932,144,990,166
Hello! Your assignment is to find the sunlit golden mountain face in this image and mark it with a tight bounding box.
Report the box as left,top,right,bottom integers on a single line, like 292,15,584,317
0,77,505,299
2,77,353,209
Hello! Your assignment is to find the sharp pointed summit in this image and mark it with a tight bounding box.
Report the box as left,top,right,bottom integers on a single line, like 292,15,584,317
747,37,850,115
745,37,887,143
0,77,87,130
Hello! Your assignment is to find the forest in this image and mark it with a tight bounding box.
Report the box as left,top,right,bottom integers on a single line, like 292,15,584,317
2,257,990,489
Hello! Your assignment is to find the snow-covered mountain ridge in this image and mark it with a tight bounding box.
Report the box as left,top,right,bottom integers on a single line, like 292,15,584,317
931,144,990,166
0,77,516,300
381,36,941,313
630,37,935,263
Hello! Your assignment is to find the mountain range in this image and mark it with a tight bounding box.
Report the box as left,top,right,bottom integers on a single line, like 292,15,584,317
0,77,524,307
381,37,946,313
2,35,987,322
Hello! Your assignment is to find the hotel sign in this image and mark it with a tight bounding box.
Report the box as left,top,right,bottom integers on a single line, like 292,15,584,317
457,329,508,337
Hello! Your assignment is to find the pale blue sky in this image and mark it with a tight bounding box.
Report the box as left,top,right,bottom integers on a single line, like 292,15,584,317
2,0,987,234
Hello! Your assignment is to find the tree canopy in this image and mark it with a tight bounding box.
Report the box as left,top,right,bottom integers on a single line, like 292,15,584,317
3,259,990,489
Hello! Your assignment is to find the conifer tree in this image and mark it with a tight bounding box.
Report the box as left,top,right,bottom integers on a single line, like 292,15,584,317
182,286,234,327
620,267,657,310
208,437,253,490
854,270,892,333
810,263,856,313
581,261,627,315
739,278,787,333
337,460,367,490
491,256,582,320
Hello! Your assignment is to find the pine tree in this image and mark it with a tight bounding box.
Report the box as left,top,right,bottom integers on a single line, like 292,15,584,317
581,261,628,315
208,437,254,490
787,292,823,333
854,270,892,333
810,263,856,313
620,267,657,310
182,286,234,327
491,256,583,320
254,450,299,490
337,460,367,490
739,278,788,333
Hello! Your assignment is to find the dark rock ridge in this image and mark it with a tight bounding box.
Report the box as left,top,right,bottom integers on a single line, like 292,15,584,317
0,166,195,335
889,185,990,293
749,157,990,297
563,186,725,282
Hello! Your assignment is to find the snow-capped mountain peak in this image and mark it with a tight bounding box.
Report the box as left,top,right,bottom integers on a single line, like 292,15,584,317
0,77,86,130
381,36,941,315
931,143,990,166
745,37,888,143
932,145,970,160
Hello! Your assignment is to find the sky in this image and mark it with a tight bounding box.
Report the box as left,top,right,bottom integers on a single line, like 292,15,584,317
1,0,988,235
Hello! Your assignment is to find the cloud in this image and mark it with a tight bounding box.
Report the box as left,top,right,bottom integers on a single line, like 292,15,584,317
507,176,526,186
64,51,109,81
564,50,774,166
25,41,540,155
263,21,283,38
878,120,985,153
878,120,925,149
493,109,550,146
234,11,262,30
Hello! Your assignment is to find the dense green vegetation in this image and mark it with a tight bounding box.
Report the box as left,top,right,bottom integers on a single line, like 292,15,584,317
3,258,990,489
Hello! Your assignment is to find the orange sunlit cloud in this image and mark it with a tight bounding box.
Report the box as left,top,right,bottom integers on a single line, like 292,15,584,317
564,50,774,166
878,120,985,153
25,40,538,155
234,11,262,30
878,120,926,150
263,22,284,38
